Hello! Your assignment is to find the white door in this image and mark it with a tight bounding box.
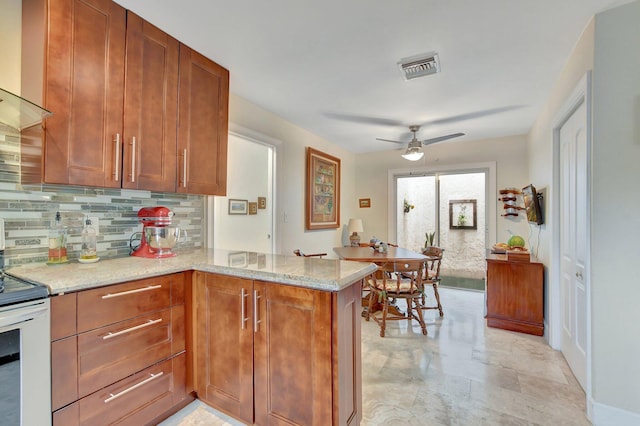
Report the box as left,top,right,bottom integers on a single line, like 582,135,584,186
559,99,588,390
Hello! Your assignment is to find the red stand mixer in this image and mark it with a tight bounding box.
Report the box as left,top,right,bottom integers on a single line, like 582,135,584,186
131,206,182,258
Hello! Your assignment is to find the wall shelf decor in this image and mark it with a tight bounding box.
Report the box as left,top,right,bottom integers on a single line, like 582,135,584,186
306,147,341,230
499,189,524,217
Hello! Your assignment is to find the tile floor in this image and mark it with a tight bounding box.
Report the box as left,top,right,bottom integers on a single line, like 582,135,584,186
160,287,590,426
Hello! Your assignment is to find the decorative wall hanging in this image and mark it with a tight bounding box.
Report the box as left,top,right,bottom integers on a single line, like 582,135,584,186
229,199,248,215
449,199,477,229
359,198,371,208
258,197,267,209
306,147,341,230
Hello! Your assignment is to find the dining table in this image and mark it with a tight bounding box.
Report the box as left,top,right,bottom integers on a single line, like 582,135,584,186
333,245,428,316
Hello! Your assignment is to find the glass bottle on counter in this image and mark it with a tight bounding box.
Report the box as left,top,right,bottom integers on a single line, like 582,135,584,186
48,211,68,264
81,217,97,260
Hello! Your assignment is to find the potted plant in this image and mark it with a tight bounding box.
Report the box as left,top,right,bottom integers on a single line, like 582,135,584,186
424,231,435,251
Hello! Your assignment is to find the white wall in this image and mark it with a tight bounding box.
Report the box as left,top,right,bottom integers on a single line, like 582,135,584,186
527,18,595,349
354,134,530,248
591,1,640,420
0,0,22,93
229,94,357,258
528,2,640,420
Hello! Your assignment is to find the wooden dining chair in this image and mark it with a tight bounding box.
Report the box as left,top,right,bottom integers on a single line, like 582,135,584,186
421,246,445,317
293,249,327,258
365,259,428,337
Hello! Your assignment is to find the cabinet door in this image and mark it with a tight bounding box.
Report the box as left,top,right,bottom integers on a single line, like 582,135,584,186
43,0,126,187
195,273,253,424
177,45,229,195
253,281,333,426
122,12,179,192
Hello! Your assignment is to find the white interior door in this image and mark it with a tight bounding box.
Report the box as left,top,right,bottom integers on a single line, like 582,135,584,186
559,99,588,390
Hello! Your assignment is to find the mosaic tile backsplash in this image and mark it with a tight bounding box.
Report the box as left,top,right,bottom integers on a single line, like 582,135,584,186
0,127,205,266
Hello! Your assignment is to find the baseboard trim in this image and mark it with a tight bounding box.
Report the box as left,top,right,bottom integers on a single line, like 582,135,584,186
592,400,640,426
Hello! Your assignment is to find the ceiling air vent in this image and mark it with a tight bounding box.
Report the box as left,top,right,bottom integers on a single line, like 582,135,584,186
397,52,440,81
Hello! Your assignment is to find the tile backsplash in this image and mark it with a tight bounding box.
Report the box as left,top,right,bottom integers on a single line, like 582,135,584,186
0,127,205,266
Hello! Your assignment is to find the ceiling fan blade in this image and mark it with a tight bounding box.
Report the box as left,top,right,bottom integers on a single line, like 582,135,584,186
421,133,465,145
376,137,406,145
324,112,404,127
424,106,523,126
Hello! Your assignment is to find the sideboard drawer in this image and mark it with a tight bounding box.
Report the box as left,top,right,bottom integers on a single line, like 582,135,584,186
77,275,173,333
77,308,175,397
77,354,185,426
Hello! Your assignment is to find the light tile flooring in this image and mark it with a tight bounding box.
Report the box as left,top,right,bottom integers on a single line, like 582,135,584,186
160,288,589,426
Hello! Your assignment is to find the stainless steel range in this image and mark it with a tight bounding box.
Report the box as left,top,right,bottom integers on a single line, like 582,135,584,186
0,218,51,426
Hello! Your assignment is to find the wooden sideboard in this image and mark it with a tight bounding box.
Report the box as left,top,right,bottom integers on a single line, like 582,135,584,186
485,253,544,336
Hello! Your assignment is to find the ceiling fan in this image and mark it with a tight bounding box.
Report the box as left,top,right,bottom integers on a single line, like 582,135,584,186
376,125,464,161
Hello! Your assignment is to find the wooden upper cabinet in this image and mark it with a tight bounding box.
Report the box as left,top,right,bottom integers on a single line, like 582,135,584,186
122,12,179,192
23,0,126,187
23,1,229,195
177,45,229,195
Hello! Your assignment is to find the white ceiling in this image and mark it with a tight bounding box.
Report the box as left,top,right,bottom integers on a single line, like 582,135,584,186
115,0,631,153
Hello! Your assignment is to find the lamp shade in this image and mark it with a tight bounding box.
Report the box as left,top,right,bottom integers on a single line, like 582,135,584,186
347,218,363,233
401,146,424,161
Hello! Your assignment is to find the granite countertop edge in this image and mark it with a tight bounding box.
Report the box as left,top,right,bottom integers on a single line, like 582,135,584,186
6,248,377,295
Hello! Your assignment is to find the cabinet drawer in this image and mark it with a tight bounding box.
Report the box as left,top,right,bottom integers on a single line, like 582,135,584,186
77,308,178,397
77,275,173,333
77,354,185,426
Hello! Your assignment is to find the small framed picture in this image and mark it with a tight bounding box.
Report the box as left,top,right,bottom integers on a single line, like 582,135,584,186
449,199,477,230
258,197,267,209
249,202,258,215
229,199,248,215
359,198,371,208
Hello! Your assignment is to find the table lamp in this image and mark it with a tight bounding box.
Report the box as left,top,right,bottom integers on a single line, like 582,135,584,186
348,218,364,247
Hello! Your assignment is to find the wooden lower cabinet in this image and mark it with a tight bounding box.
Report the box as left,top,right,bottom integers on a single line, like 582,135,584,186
194,272,362,425
486,254,544,336
51,273,191,425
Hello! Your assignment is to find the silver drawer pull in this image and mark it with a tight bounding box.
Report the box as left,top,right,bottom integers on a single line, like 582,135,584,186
104,372,164,403
101,284,162,299
102,318,162,340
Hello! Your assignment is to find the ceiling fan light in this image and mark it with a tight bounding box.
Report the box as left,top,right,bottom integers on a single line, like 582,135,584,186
402,146,424,161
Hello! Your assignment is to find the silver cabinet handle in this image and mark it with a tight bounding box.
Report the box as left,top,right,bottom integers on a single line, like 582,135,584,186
130,136,136,183
182,148,188,188
113,133,121,181
102,318,162,340
241,288,248,330
101,284,162,299
104,372,164,403
253,290,262,332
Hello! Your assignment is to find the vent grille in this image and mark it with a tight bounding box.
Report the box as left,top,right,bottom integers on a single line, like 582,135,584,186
398,52,440,81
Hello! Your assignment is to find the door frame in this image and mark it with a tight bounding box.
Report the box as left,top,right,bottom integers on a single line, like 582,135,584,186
551,71,592,415
387,161,496,248
205,123,281,254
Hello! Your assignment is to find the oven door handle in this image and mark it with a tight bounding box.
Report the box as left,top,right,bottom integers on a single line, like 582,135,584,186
0,303,48,329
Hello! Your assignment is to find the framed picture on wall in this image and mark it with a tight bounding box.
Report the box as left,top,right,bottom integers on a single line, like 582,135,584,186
306,147,341,230
359,198,371,208
449,199,477,230
229,199,248,215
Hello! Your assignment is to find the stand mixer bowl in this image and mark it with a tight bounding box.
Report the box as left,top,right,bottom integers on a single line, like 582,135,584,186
144,226,186,254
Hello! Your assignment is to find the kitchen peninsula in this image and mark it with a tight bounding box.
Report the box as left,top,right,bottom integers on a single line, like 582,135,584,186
8,250,375,426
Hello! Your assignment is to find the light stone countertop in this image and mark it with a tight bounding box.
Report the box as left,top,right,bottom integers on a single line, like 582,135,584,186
6,248,377,295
